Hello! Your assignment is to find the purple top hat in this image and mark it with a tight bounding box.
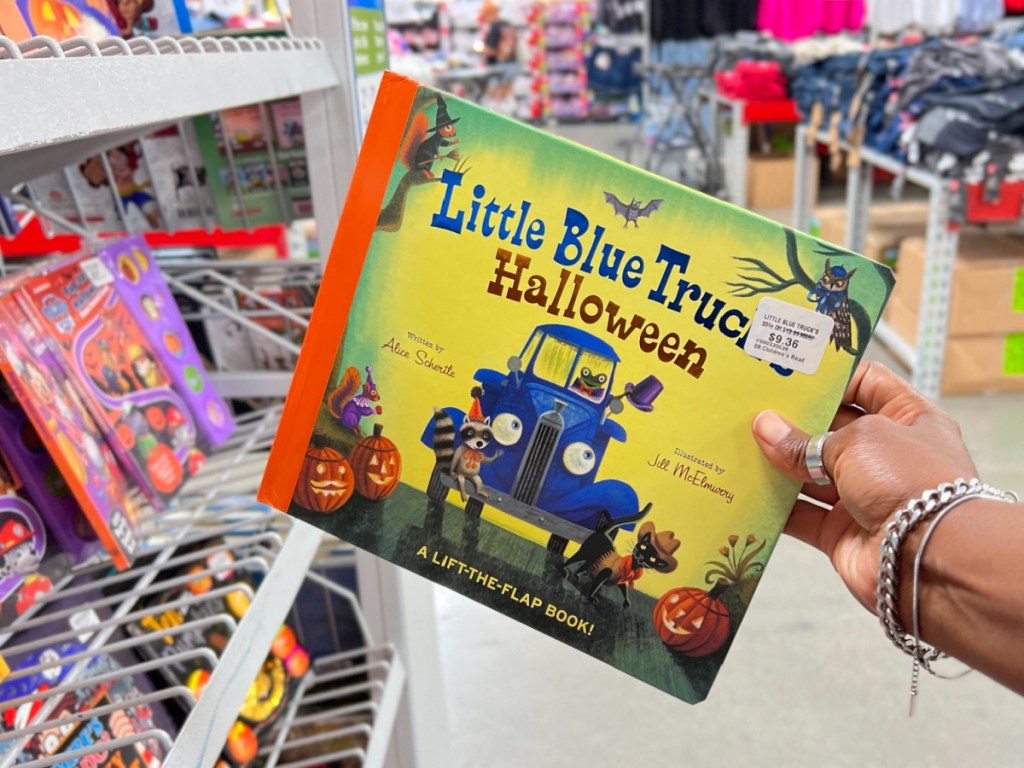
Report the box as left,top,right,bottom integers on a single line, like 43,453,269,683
624,375,663,412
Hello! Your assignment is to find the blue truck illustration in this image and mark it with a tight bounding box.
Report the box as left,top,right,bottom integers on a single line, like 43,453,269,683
420,324,658,553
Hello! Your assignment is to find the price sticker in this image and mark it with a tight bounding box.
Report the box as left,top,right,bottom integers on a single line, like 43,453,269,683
744,297,835,375
80,257,114,288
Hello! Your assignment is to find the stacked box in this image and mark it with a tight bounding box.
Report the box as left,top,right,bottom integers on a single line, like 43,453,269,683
886,233,1024,395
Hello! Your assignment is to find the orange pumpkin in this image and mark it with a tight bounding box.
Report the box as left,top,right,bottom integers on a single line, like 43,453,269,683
349,423,401,500
294,430,354,512
652,581,730,657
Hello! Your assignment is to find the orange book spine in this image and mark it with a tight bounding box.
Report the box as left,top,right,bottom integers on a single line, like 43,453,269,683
258,72,419,511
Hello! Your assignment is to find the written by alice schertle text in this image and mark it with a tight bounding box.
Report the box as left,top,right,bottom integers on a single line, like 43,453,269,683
416,546,595,636
382,332,456,378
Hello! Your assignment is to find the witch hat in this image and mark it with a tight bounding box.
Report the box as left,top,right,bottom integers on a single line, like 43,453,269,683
361,366,376,398
429,94,461,133
623,375,663,412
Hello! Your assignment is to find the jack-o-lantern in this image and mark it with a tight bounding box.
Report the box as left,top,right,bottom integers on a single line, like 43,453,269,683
294,430,354,512
349,423,401,500
653,533,766,658
652,582,730,657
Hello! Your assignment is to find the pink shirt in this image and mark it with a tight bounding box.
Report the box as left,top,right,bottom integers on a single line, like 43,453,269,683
758,0,865,40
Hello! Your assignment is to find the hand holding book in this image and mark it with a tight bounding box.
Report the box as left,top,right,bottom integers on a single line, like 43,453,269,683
752,361,1024,697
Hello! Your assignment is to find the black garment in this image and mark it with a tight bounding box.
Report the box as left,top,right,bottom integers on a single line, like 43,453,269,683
649,0,702,41
484,20,509,65
649,0,758,42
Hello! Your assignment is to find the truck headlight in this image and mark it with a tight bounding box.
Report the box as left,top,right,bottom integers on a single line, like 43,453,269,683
492,413,524,446
563,442,596,476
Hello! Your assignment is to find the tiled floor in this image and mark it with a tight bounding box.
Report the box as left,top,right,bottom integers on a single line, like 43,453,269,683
432,123,1024,768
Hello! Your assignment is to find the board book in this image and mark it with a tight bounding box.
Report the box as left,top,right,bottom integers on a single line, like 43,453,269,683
260,72,895,703
16,252,205,508
0,292,140,571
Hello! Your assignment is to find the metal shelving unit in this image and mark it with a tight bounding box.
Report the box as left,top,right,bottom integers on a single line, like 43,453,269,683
793,125,960,399
0,3,448,764
0,408,405,768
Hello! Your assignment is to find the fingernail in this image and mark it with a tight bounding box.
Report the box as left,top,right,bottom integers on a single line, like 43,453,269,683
753,411,790,446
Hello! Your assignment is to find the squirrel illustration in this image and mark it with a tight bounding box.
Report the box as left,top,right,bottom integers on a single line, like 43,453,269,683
328,366,382,437
377,93,468,232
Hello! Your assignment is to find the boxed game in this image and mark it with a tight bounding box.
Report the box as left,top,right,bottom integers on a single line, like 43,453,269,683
16,254,207,509
96,237,235,449
0,292,140,571
260,73,895,703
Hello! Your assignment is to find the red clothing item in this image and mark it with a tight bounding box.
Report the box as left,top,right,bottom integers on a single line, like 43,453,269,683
615,556,644,588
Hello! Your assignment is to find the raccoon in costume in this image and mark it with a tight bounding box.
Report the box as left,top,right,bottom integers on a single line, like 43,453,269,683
432,387,503,502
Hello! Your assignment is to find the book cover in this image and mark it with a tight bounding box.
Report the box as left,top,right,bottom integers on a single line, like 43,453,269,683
96,236,236,449
259,73,895,702
0,293,140,571
141,124,216,233
17,254,205,508
0,379,106,567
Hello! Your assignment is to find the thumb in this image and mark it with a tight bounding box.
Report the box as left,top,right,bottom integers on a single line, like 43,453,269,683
752,410,819,484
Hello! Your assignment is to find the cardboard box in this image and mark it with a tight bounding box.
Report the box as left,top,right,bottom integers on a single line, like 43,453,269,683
889,234,1024,337
813,202,931,266
883,232,1024,395
747,154,799,209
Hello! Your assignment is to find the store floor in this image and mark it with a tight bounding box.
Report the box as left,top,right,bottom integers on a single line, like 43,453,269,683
433,122,1024,768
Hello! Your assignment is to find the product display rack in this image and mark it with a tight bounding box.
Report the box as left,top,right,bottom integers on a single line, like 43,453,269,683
0,1,446,764
792,125,960,400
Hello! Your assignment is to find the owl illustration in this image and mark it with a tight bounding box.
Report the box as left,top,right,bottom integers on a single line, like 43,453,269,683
808,258,856,352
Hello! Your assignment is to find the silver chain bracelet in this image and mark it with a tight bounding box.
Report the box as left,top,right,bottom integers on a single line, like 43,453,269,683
876,477,1019,712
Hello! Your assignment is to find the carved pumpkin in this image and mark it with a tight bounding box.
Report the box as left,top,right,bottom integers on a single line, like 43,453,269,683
349,423,401,500
294,430,354,512
652,581,730,657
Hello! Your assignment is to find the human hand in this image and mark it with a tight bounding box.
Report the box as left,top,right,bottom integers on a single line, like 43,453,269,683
751,362,977,613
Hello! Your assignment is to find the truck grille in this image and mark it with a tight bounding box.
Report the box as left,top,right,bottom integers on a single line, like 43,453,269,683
511,403,565,505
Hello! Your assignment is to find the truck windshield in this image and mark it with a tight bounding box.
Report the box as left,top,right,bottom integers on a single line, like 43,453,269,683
531,335,614,403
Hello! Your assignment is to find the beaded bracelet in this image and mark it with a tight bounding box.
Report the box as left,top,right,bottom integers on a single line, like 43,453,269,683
876,478,1019,713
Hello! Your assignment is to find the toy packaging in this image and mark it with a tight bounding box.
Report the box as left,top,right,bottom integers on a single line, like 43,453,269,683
0,582,177,763
0,494,70,627
0,293,139,571
0,380,107,567
16,253,205,509
95,236,235,449
123,547,309,767
260,73,896,703
0,0,119,42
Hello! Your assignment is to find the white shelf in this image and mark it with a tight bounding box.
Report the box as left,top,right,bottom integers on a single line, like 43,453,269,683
0,34,340,189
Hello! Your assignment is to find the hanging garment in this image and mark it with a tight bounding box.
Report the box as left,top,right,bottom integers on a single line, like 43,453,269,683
957,0,1006,32
649,0,703,41
758,0,864,41
865,0,913,34
913,0,960,33
702,0,759,35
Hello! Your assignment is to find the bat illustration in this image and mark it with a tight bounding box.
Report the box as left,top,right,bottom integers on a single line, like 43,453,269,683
604,192,664,227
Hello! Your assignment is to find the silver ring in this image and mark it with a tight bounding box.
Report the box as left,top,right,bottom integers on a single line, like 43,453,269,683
805,432,834,486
